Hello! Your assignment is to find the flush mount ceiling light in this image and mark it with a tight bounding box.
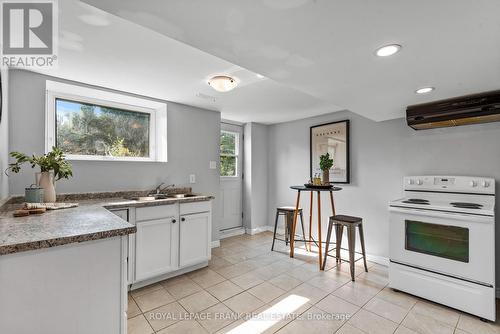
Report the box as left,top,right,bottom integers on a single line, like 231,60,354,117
415,87,435,94
375,44,402,57
208,75,237,92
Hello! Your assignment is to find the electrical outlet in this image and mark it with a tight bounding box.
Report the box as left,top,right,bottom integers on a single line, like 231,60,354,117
209,161,217,169
189,174,196,184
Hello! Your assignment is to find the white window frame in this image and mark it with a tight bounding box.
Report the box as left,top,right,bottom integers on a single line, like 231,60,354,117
220,130,239,178
45,80,167,162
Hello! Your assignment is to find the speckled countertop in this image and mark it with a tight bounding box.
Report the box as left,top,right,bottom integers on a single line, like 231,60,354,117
0,191,214,256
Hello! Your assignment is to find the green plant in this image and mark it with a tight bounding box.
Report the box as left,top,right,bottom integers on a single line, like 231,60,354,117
5,147,73,181
319,153,334,171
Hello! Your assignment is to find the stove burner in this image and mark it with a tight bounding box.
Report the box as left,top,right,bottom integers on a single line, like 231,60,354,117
450,202,483,209
402,201,429,205
403,198,430,204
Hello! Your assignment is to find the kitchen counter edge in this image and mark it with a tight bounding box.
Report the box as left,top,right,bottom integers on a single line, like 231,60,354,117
0,195,214,256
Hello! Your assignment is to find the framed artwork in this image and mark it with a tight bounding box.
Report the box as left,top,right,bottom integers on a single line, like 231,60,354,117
310,119,350,184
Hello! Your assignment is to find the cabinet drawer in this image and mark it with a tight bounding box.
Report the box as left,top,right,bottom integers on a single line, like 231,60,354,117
136,204,178,222
180,201,211,215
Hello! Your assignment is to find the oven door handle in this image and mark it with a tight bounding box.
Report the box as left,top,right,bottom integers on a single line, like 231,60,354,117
389,206,493,223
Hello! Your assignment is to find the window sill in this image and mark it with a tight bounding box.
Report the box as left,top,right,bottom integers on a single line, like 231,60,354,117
66,155,167,163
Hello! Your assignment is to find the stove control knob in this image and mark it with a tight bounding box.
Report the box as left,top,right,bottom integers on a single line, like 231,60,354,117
416,179,423,185
470,181,477,187
482,181,490,188
407,179,414,185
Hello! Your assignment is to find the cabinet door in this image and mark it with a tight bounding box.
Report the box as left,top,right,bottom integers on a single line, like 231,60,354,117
179,212,211,267
135,217,178,282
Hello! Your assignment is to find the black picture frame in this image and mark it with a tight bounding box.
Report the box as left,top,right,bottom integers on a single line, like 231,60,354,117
310,119,350,184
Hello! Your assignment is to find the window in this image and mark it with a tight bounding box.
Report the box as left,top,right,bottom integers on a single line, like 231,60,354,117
55,99,151,158
46,81,167,162
220,130,239,177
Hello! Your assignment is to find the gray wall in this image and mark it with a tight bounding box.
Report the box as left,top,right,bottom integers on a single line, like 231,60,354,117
243,123,252,229
250,123,269,230
8,69,221,241
0,69,9,199
268,110,500,279
242,122,269,231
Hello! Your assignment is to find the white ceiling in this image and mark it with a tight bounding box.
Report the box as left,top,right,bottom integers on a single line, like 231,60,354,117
34,0,340,124
82,0,500,122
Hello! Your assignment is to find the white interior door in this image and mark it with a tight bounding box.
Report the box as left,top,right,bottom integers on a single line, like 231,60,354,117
220,123,243,231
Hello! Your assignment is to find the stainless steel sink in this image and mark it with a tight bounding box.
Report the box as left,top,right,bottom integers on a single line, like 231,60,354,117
166,194,198,198
125,193,198,201
125,196,157,201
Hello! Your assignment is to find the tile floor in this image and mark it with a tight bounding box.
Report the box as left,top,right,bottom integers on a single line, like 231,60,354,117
127,231,500,334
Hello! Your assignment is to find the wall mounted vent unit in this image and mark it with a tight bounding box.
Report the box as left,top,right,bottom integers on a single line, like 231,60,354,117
406,90,500,130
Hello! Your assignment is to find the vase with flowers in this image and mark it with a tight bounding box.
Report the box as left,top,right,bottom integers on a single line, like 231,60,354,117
5,147,73,203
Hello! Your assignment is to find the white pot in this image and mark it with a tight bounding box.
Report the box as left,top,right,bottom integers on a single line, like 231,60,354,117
36,171,56,203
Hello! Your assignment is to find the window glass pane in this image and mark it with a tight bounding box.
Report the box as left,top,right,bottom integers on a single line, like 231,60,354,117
405,220,469,262
220,131,236,155
220,156,236,177
56,98,150,157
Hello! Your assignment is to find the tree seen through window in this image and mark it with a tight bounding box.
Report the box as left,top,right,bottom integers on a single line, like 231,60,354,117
56,99,150,157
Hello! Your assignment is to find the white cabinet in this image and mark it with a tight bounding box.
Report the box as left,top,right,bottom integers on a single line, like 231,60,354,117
179,212,211,267
121,200,212,285
109,208,135,285
0,237,127,334
135,216,179,281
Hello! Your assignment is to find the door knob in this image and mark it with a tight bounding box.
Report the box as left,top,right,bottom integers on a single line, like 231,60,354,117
172,219,176,223
181,217,186,222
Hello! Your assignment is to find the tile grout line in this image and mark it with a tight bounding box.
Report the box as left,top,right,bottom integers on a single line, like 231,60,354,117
128,234,426,334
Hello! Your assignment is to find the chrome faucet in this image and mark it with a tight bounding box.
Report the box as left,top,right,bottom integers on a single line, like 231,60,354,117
153,183,175,194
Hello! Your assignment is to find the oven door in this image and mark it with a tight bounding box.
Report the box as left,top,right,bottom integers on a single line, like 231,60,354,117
389,206,494,286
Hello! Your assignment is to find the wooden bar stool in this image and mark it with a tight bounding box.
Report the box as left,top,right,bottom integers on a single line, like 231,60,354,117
271,207,306,251
323,215,368,281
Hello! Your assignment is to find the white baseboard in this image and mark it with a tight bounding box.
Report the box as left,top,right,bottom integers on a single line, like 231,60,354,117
245,225,273,235
211,240,220,248
220,227,245,239
366,254,389,267
130,261,208,290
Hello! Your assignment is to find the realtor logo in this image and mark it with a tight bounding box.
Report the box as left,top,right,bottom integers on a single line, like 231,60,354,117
1,0,58,67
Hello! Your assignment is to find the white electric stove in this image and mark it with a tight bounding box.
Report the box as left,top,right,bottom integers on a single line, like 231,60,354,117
389,175,496,321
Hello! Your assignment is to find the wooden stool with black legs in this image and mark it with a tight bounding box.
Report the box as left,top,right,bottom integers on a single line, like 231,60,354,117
323,215,368,281
271,207,306,251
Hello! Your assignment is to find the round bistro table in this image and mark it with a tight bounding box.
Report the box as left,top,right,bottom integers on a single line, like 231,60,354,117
289,185,343,270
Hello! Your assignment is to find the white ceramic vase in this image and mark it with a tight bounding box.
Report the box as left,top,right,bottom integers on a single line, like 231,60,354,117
36,171,56,203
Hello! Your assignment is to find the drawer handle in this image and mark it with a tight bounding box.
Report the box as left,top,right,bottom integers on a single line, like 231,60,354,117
181,217,186,222
172,219,176,223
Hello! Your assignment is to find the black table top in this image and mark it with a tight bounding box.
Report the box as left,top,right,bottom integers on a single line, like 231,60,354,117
290,185,343,192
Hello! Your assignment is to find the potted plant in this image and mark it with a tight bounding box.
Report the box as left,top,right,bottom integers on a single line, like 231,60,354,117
5,147,73,202
319,152,334,185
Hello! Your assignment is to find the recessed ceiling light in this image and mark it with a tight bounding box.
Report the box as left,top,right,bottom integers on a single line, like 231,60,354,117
375,44,402,57
208,75,238,92
256,73,265,79
415,87,435,94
